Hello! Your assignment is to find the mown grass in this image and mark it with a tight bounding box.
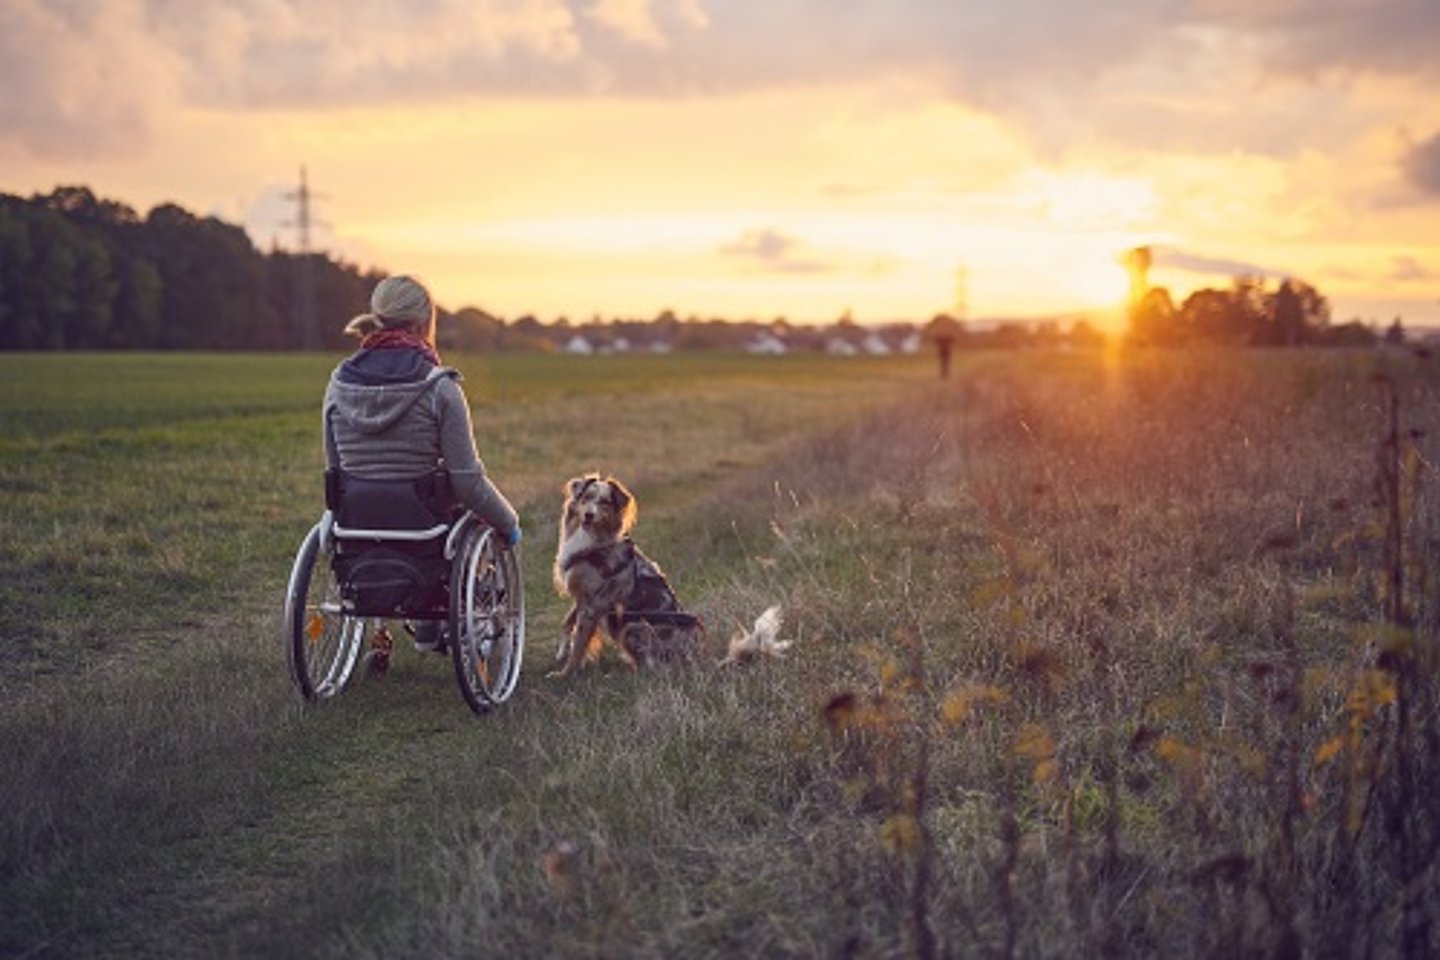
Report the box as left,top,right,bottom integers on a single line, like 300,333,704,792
3,347,1439,958
0,351,918,678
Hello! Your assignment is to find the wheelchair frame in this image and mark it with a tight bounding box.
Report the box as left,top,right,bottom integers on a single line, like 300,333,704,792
283,506,525,715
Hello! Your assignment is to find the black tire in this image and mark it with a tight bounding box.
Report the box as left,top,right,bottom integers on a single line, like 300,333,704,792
449,525,525,714
284,522,366,701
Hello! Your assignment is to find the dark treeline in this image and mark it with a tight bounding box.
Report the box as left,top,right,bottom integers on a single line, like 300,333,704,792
0,185,1051,355
1,187,1397,354
1125,247,1383,348
0,186,382,351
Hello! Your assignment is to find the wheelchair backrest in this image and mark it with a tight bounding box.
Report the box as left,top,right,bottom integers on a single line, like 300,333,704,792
325,468,457,618
326,467,455,533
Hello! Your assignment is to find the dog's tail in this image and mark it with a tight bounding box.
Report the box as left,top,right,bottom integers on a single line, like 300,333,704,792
720,605,788,666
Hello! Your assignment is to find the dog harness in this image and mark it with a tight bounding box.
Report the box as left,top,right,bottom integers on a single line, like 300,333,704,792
562,538,702,630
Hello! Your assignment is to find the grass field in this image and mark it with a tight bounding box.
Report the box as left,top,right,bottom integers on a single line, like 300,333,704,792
2,347,1439,958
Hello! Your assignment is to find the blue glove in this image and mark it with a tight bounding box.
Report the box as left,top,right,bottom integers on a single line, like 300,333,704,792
505,525,522,547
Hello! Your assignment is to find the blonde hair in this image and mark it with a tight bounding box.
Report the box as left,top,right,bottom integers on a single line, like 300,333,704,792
343,274,436,340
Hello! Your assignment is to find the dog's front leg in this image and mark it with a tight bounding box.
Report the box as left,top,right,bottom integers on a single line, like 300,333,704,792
556,606,577,664
550,607,599,678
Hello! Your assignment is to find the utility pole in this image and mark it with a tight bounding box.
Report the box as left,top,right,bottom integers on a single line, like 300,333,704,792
284,166,321,349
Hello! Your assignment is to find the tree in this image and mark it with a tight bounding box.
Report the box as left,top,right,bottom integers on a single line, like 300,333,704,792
142,203,276,349
111,257,162,348
68,231,117,347
0,203,39,348
1269,279,1307,346
311,256,380,351
1284,279,1329,343
36,186,161,349
1385,318,1406,346
0,187,401,350
1128,287,1180,345
32,213,81,349
448,307,505,352
1248,278,1330,347
40,185,140,230
1181,288,1249,345
507,314,553,352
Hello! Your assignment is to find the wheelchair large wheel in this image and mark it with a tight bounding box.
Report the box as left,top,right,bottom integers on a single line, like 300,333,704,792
285,521,366,701
449,525,525,713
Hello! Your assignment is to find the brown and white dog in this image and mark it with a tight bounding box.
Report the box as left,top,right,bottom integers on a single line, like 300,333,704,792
550,474,707,676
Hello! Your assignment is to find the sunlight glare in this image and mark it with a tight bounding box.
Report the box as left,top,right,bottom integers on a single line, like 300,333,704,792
1059,256,1131,311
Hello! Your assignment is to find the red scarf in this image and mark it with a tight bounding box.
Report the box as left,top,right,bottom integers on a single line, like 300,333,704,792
360,328,441,366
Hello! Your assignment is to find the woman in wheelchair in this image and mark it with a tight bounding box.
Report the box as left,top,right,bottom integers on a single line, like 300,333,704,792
323,274,522,655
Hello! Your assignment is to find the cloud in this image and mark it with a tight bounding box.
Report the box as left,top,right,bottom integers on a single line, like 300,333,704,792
0,0,590,159
1391,255,1438,282
161,0,588,105
4,0,1438,164
586,0,669,48
1204,0,1440,78
720,228,830,274
1402,132,1440,196
584,0,708,48
570,1,1440,108
0,0,185,158
1150,246,1285,279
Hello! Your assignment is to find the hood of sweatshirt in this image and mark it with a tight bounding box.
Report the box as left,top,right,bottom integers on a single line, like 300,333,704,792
325,347,460,435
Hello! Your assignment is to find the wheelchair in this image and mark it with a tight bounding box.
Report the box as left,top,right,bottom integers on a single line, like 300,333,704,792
283,468,524,715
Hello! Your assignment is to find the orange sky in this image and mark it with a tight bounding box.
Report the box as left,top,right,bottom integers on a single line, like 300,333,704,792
3,1,1438,329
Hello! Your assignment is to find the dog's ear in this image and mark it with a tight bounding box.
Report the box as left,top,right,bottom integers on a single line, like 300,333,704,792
566,474,597,501
608,477,637,531
607,477,631,510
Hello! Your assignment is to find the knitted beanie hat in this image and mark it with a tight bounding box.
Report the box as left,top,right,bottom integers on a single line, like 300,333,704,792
343,275,436,339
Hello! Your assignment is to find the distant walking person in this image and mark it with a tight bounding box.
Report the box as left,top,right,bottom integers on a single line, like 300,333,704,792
322,274,522,652
925,314,962,379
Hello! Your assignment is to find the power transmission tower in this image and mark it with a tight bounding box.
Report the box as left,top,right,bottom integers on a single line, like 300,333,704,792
283,166,325,349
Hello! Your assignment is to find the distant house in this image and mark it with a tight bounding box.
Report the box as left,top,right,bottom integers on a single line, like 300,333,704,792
825,337,859,356
746,333,788,355
602,336,632,354
563,334,595,355
861,331,891,355
899,332,922,354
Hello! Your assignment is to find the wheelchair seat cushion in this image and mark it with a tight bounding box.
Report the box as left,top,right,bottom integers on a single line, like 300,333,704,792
333,546,448,618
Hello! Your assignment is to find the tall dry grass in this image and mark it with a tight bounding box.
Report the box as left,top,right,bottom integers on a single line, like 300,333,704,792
714,346,1440,957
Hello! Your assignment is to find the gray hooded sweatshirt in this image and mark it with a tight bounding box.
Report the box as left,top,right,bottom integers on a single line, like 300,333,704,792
322,347,518,535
